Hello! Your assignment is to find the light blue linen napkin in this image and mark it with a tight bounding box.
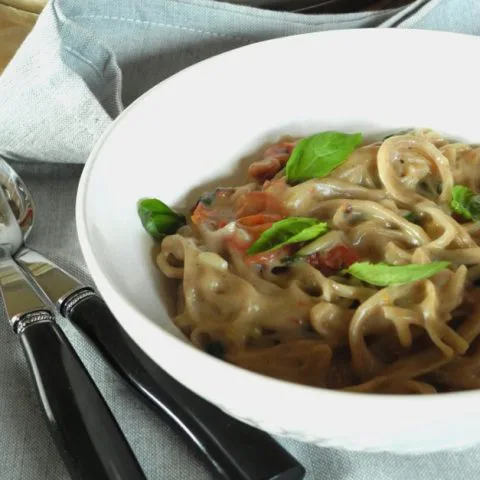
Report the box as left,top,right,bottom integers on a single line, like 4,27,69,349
1,1,480,479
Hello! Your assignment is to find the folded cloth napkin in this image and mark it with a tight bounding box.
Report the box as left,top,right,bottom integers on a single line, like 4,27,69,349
1,0,480,479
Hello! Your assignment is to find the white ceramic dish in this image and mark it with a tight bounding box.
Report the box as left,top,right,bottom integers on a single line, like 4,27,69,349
77,28,480,453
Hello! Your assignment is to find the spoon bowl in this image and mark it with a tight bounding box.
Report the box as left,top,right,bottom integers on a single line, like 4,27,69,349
0,157,34,241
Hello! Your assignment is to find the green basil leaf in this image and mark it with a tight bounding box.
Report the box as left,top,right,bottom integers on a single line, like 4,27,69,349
137,198,186,240
346,261,450,287
450,185,480,221
286,222,329,244
451,185,474,220
469,195,480,220
404,212,420,224
285,131,363,183
247,217,328,255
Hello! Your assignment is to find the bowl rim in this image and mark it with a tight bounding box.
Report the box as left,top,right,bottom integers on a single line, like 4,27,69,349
76,27,480,413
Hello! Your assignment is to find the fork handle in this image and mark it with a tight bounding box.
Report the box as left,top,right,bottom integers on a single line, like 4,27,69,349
19,317,147,480
64,292,306,480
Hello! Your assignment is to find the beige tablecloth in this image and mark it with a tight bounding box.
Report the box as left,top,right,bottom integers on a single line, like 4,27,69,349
0,0,46,72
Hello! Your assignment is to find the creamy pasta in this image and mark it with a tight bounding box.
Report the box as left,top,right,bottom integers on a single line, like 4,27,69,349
149,129,480,394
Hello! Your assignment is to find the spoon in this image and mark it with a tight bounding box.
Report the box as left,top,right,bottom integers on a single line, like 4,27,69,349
0,156,306,480
0,176,147,480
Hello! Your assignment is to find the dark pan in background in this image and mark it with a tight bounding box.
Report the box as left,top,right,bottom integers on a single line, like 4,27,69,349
219,0,414,14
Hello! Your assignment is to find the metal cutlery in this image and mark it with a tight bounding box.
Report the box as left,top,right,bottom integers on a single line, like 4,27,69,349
0,155,306,480
0,184,147,480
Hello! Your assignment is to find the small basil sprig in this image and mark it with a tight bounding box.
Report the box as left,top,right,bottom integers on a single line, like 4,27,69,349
247,217,328,255
451,185,480,221
404,212,420,224
138,198,186,240
345,261,450,287
285,131,362,183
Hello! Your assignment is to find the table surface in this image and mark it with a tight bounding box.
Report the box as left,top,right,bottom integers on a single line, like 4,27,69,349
0,0,45,72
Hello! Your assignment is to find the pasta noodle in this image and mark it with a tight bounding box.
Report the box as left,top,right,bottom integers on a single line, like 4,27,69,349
153,129,480,394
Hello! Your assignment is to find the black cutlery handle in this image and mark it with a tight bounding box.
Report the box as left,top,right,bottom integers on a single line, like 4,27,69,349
19,318,147,480
64,293,305,480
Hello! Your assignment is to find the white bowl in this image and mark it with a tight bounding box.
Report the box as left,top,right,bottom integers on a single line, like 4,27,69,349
77,28,480,453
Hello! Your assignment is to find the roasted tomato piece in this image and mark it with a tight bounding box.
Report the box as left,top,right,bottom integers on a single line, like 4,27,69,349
248,141,297,183
235,191,286,218
307,244,360,276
